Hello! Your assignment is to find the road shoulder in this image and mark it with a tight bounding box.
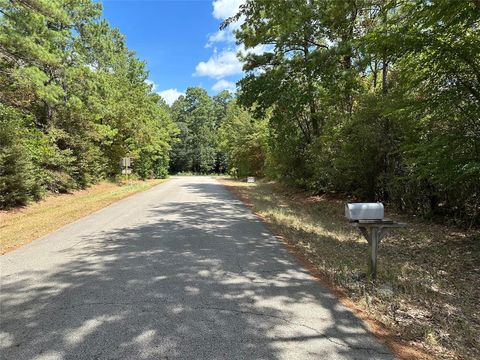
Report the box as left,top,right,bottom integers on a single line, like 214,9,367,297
0,179,169,254
218,177,434,360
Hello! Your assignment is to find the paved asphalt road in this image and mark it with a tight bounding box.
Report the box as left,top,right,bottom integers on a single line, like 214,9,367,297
1,177,393,359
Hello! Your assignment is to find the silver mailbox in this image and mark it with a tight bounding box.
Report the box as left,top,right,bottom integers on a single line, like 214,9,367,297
345,203,384,221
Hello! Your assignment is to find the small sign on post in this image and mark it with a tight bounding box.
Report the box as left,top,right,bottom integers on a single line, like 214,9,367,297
247,176,255,183
120,157,133,184
120,157,131,168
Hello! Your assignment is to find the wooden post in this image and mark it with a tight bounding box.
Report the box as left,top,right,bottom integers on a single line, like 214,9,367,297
368,228,379,279
125,159,128,184
351,220,406,280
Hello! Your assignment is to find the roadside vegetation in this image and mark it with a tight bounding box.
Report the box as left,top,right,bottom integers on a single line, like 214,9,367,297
3,0,478,228
0,0,177,209
169,0,479,227
1,0,478,357
221,178,479,360
0,179,166,254
217,0,479,228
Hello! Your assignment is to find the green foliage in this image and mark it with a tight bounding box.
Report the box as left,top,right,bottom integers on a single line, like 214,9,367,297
227,0,480,225
3,0,478,224
0,0,177,208
169,87,223,174
0,105,37,207
218,102,269,178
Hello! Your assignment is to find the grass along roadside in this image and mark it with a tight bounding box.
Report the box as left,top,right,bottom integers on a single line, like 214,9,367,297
0,179,168,254
219,178,480,360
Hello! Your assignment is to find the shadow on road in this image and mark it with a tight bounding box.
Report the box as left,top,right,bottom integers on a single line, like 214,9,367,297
0,180,391,359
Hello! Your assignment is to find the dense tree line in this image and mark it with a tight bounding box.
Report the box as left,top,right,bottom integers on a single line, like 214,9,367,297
2,0,478,225
0,0,177,208
167,87,269,178
219,0,480,225
169,87,232,174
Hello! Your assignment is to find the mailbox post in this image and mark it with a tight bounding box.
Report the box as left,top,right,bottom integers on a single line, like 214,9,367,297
346,203,406,279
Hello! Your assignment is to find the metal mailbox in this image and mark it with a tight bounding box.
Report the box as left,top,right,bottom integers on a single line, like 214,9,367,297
345,203,384,221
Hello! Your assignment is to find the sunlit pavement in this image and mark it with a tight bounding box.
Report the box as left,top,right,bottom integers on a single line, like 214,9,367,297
0,176,393,359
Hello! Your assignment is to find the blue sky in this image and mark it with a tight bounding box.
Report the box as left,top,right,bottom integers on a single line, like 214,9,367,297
101,0,245,104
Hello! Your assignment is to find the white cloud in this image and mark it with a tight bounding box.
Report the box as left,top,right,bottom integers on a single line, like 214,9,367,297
157,88,184,106
207,29,235,46
251,44,270,55
194,49,242,79
145,79,157,91
212,79,236,92
212,0,244,20
193,1,252,86
206,19,242,47
208,30,228,44
208,0,244,47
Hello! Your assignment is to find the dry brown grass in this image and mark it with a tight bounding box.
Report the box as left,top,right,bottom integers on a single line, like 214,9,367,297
220,178,480,360
0,179,168,254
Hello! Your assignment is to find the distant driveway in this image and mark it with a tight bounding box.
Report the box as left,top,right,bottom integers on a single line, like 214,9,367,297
0,176,393,359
